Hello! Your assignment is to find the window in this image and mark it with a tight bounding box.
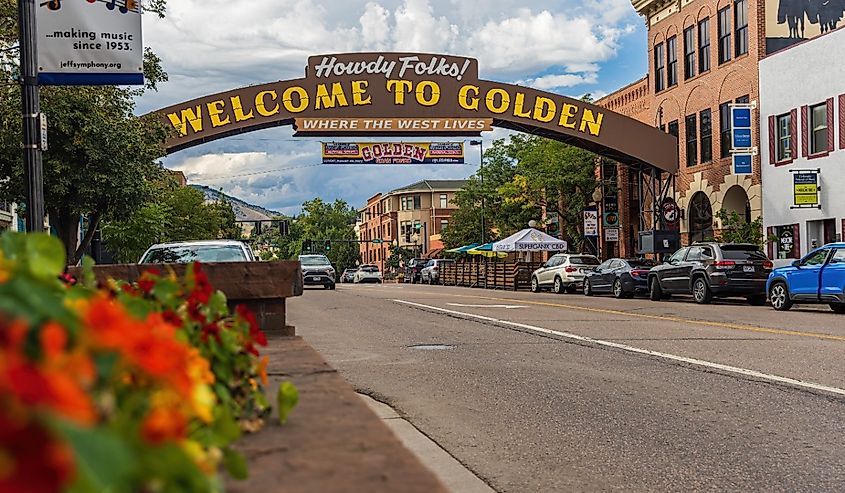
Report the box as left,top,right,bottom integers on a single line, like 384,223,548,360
700,109,712,163
776,113,793,161
439,194,448,209
440,219,449,232
719,102,731,158
413,195,421,209
830,249,845,264
686,114,698,166
667,36,678,87
736,95,749,104
802,249,829,266
718,7,731,64
698,18,711,73
684,26,696,79
734,0,748,57
669,248,689,263
668,120,679,138
810,103,829,154
654,43,665,92
686,247,703,261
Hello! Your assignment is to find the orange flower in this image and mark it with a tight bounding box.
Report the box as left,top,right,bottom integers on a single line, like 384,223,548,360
258,356,269,387
141,407,187,445
40,323,67,360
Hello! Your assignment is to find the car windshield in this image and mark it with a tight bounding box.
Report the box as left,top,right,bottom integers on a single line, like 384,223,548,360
301,256,331,266
720,247,768,261
360,266,379,272
142,245,246,264
569,256,600,265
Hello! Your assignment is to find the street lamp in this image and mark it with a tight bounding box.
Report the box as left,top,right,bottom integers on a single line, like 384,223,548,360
469,140,485,244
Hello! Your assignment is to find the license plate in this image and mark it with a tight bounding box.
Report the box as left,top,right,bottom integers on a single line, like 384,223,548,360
310,276,320,281
743,266,754,273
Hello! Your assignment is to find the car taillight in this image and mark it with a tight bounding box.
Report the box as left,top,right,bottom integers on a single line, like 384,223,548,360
714,260,736,269
565,266,577,273
631,269,648,277
762,260,773,270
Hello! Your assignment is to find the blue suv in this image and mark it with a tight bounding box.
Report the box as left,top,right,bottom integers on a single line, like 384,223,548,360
766,243,845,313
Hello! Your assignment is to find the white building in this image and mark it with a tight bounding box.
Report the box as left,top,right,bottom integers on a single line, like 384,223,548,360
0,201,21,233
760,27,845,262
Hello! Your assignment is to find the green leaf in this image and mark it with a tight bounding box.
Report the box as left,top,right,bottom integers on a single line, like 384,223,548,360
25,234,66,280
81,255,96,287
276,381,299,425
52,419,134,492
222,447,249,480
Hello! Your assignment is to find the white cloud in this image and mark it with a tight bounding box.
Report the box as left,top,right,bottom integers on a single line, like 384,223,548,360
515,72,598,90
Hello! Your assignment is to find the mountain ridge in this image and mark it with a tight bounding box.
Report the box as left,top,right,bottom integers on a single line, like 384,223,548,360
189,184,283,222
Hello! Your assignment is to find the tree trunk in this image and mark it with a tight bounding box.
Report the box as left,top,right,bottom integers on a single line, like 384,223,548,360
50,208,102,266
74,211,101,265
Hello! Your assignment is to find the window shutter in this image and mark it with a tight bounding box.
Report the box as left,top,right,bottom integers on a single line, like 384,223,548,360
801,105,809,157
767,227,774,259
768,115,776,164
840,95,845,150
826,97,834,152
791,223,800,259
790,108,797,161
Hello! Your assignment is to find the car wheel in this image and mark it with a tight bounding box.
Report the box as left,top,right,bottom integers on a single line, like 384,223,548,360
769,282,793,311
553,277,564,294
649,277,663,301
583,279,594,296
612,279,625,299
531,277,540,293
329,283,336,290
747,294,767,306
692,277,712,304
829,303,845,314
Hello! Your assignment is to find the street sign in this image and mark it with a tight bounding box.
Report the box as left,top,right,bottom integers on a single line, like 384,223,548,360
583,210,598,236
603,212,619,228
36,0,144,85
793,172,819,206
372,239,383,244
604,228,619,242
39,113,48,151
733,154,752,175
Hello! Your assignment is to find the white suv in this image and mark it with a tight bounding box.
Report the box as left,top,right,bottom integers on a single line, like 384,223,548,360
531,254,600,294
140,240,256,264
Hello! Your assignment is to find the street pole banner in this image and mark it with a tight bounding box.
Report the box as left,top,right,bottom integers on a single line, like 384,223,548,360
322,142,464,164
36,0,144,85
583,210,599,236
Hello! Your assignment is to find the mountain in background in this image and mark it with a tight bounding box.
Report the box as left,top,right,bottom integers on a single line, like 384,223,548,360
190,184,283,221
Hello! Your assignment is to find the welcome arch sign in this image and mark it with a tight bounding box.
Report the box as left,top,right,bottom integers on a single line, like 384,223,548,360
150,53,678,174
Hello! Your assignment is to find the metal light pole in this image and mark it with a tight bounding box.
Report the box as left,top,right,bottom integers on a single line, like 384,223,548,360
18,0,45,232
469,140,484,245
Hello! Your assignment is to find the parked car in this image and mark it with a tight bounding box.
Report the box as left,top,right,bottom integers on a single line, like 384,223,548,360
583,258,655,298
648,242,772,305
353,264,382,283
298,254,336,290
404,258,428,283
421,259,454,284
341,268,357,283
767,242,845,313
531,254,600,294
140,240,256,264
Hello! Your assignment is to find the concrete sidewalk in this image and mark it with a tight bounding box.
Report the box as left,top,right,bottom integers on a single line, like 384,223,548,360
359,394,496,493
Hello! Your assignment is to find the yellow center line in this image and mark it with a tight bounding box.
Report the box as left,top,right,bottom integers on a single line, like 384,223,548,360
424,291,845,342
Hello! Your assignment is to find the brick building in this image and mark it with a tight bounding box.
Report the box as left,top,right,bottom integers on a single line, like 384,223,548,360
359,180,466,272
598,0,767,256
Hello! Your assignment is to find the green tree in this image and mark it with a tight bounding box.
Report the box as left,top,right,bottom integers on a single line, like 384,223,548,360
0,0,170,265
715,209,766,247
101,181,243,263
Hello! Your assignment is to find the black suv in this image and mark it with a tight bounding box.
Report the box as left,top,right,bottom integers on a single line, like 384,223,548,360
404,258,428,284
648,243,772,305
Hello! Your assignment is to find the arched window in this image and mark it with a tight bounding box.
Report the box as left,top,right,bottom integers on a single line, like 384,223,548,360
689,192,713,243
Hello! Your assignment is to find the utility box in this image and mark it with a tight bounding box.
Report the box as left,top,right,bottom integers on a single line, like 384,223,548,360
639,230,680,255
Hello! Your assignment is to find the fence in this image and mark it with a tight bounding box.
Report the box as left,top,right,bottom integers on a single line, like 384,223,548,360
439,260,545,291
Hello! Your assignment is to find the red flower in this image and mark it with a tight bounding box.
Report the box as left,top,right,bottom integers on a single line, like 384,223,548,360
140,408,187,445
58,273,77,286
236,305,267,348
0,412,75,493
189,264,213,305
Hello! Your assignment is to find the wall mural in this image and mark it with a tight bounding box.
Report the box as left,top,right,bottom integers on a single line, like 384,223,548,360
767,0,845,53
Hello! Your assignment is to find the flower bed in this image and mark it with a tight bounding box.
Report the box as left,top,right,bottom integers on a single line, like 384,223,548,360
0,233,296,493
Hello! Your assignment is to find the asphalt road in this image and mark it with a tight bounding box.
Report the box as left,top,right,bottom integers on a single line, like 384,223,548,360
289,283,845,492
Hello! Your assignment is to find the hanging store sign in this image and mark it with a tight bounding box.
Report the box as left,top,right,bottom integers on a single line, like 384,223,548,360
604,228,619,242
733,154,752,174
297,118,492,134
793,171,820,207
36,0,144,85
321,142,464,164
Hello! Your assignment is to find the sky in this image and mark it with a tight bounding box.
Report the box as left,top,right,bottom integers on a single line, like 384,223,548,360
135,0,649,215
